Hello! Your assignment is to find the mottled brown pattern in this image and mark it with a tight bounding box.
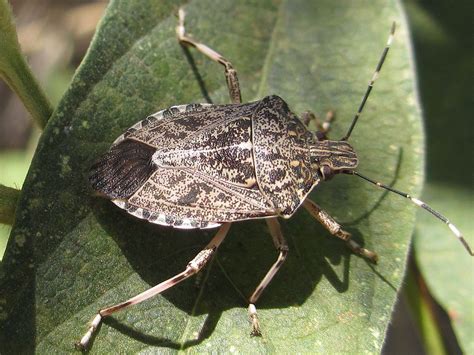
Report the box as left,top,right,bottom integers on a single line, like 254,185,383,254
102,97,333,228
310,140,358,170
129,167,274,223
252,96,318,217
151,115,255,188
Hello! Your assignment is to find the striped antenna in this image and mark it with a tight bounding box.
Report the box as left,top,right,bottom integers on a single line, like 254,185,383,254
347,171,473,256
342,22,396,141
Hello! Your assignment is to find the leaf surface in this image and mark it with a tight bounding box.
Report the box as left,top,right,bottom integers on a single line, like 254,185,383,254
414,184,474,354
0,0,422,353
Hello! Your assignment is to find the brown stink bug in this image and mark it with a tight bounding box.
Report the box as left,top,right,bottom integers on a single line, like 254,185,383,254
77,8,473,350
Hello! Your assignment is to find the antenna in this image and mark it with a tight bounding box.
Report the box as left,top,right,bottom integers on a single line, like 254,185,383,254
346,170,473,256
342,22,396,141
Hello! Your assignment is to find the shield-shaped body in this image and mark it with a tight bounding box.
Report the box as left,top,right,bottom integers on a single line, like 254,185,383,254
89,95,320,229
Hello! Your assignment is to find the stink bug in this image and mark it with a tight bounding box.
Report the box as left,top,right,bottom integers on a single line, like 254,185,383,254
77,9,473,350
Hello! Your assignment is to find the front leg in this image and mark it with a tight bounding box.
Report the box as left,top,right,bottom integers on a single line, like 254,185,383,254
301,110,335,140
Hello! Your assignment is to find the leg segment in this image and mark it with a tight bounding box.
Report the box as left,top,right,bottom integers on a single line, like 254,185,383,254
303,199,378,263
301,110,335,140
176,8,242,104
76,223,232,350
248,218,289,336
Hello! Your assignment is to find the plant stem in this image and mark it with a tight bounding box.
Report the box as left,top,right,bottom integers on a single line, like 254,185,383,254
0,0,53,128
405,254,447,355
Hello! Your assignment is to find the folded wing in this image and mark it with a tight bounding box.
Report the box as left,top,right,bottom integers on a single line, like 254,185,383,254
114,166,276,229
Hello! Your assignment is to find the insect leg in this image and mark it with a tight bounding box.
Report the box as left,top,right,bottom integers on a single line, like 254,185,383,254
248,218,289,336
303,199,378,263
301,110,335,140
176,8,242,104
76,223,232,350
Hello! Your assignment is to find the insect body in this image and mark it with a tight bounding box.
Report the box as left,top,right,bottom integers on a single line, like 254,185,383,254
77,9,472,350
90,95,357,229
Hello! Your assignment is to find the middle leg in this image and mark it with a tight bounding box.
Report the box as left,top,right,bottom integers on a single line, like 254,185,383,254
248,218,289,336
303,199,378,263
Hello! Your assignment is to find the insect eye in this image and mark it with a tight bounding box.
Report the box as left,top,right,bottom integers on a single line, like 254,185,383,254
320,165,334,180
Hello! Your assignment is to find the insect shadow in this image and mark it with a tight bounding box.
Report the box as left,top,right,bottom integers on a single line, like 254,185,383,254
91,196,382,349
180,45,213,104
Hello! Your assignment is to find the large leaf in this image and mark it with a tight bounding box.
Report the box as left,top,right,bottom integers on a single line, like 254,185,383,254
414,185,474,354
0,0,422,353
0,150,34,259
404,0,474,352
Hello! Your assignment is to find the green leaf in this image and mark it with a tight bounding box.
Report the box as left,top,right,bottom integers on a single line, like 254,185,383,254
404,1,474,352
414,184,474,354
0,0,53,128
404,263,446,355
0,184,20,225
0,0,422,353
0,149,35,259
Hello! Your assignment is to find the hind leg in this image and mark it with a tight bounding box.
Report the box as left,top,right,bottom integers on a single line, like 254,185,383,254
248,218,289,336
76,223,232,350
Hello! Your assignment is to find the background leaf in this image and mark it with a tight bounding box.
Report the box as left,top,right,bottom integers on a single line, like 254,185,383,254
414,184,474,353
404,0,474,352
0,0,423,353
